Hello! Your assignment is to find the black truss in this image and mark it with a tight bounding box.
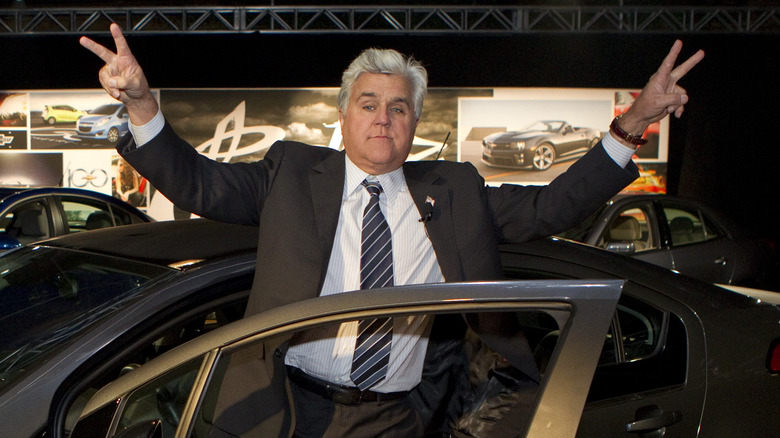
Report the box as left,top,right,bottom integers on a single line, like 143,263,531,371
0,5,778,35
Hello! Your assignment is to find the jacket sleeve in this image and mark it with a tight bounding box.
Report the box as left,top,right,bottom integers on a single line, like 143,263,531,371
486,141,638,243
116,120,282,225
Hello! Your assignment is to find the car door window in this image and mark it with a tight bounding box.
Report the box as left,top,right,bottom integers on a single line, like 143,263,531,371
0,200,52,244
503,269,687,402
61,293,249,435
601,207,656,253
663,206,721,247
116,357,202,437
60,197,130,231
73,311,563,438
588,293,686,402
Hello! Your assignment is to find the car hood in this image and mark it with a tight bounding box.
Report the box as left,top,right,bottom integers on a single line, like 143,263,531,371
485,130,545,143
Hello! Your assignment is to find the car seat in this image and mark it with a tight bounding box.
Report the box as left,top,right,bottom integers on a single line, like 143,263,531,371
669,216,695,245
607,216,646,251
9,208,49,245
85,211,114,230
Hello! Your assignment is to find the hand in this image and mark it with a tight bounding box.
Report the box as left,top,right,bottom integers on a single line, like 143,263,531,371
618,40,705,137
80,23,159,125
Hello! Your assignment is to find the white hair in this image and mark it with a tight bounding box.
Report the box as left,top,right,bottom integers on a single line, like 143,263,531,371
337,48,428,120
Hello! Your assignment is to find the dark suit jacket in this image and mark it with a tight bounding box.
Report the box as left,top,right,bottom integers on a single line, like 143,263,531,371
117,121,637,435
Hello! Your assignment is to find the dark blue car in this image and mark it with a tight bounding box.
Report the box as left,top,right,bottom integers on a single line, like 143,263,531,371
0,186,152,252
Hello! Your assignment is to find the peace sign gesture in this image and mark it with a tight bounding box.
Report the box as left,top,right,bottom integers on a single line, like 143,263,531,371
80,23,159,125
617,40,705,140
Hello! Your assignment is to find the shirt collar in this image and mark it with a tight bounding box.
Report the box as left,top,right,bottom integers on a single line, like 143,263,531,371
344,155,407,203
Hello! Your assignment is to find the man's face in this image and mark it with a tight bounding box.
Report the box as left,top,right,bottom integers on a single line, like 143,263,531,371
339,72,418,175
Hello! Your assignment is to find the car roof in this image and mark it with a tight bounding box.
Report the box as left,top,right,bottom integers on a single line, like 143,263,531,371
37,219,259,266
0,186,152,218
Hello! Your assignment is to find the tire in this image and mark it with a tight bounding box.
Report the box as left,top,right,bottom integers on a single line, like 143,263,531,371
532,143,555,171
46,117,56,125
107,127,120,143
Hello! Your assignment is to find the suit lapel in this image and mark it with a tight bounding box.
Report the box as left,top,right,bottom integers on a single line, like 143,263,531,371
404,165,463,282
309,151,346,283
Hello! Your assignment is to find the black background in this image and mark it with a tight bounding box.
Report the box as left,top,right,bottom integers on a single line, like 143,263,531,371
3,27,779,240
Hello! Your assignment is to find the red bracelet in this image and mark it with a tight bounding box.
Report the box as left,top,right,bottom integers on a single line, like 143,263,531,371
610,115,648,146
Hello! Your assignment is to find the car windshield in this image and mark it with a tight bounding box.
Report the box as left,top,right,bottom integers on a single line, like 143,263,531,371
88,104,120,115
0,247,174,393
521,121,562,132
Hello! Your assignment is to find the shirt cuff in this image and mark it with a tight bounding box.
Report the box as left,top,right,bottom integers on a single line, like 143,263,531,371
602,132,637,168
129,108,165,147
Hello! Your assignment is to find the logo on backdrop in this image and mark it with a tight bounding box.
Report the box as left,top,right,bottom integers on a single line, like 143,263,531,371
194,101,286,163
68,168,109,188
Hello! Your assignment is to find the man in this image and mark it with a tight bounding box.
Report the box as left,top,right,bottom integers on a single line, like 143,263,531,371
80,24,703,437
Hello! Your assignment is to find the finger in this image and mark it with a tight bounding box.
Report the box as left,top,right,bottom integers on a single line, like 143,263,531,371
674,105,685,119
655,93,689,111
79,36,116,64
655,39,683,77
669,49,705,82
97,68,122,99
665,83,686,96
110,22,133,57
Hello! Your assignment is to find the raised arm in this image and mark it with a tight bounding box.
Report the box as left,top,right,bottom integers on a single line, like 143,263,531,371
614,40,705,147
79,23,159,126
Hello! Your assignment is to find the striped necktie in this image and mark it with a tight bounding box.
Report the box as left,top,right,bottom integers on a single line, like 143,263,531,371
350,179,393,390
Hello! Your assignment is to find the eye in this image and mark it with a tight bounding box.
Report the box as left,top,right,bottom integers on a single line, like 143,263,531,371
363,105,375,111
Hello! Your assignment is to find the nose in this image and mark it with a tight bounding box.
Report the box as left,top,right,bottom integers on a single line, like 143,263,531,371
374,108,391,126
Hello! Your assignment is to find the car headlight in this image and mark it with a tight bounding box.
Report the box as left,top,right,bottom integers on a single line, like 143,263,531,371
512,141,525,150
95,117,110,127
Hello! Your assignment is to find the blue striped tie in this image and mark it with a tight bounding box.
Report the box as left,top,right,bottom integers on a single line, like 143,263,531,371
350,179,393,390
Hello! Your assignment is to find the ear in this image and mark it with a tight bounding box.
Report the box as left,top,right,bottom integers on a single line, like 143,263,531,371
338,109,345,131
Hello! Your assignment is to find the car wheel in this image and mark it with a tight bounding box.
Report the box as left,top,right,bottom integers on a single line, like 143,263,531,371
533,143,555,171
46,117,56,125
107,127,120,143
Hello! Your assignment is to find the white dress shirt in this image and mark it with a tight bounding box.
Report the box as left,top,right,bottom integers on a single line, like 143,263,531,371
284,157,444,392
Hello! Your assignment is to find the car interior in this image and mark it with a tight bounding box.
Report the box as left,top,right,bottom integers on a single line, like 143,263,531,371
3,202,50,245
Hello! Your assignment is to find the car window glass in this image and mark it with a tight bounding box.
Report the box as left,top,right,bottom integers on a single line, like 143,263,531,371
602,207,655,252
61,197,127,231
194,311,559,436
115,357,202,437
502,268,687,403
588,303,686,402
598,295,665,367
0,247,173,395
664,206,721,246
62,294,249,435
88,310,560,436
0,200,51,244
